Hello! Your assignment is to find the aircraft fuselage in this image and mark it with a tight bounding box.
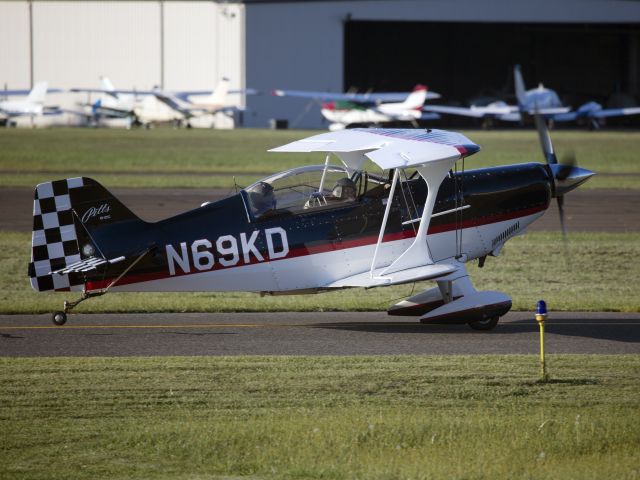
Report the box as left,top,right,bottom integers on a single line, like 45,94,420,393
72,162,552,293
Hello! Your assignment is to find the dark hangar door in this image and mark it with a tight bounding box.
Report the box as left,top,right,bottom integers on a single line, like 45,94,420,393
344,21,640,126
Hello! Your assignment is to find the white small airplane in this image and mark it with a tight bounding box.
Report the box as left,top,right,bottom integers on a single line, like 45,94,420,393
71,77,140,127
273,85,441,131
0,82,62,126
147,77,243,128
74,77,254,128
424,65,640,128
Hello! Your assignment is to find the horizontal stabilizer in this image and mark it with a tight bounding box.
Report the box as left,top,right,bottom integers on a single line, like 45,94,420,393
53,255,125,275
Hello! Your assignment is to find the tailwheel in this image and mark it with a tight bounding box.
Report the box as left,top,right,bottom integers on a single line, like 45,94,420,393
469,316,499,331
52,311,67,326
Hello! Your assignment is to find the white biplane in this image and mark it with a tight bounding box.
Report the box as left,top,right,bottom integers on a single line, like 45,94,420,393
28,118,593,328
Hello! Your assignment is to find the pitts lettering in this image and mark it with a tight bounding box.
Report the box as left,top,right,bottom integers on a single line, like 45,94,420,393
165,227,289,276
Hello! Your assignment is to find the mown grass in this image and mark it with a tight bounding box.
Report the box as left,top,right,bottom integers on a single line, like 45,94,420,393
0,128,639,189
1,355,639,479
4,231,640,314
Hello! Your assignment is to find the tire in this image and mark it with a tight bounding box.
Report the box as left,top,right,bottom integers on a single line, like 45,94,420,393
52,311,67,326
469,316,499,331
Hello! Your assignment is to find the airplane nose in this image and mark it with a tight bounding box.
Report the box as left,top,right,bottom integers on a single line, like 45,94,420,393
549,164,595,197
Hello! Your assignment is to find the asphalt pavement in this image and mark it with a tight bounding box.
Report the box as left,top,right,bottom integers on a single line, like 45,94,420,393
1,311,638,357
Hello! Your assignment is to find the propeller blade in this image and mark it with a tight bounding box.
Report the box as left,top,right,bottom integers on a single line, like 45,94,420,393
556,150,577,181
557,195,567,240
534,111,558,164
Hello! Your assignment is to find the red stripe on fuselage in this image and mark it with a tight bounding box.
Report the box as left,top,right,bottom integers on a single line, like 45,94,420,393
85,204,547,291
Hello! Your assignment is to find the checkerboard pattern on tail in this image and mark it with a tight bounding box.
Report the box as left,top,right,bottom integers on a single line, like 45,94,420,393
28,178,86,292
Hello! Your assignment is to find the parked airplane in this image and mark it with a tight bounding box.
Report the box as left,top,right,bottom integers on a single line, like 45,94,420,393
71,77,140,127
146,77,244,128
28,118,593,329
550,100,640,129
424,65,640,128
71,77,251,128
273,85,441,130
0,82,62,126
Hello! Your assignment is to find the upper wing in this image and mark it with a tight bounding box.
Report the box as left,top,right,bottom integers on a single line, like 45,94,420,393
270,127,479,171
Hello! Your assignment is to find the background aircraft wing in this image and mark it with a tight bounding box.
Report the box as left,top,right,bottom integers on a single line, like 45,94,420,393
423,105,489,118
273,89,440,103
174,88,258,102
419,112,441,120
1,88,63,95
590,106,640,119
548,111,580,122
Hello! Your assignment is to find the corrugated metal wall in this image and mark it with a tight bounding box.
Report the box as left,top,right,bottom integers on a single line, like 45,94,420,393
0,1,245,126
0,2,31,88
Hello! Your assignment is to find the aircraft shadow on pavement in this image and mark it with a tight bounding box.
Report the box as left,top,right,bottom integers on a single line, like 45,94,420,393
310,318,640,343
162,331,238,337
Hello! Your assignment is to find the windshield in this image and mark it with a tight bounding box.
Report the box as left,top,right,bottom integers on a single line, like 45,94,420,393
243,164,357,218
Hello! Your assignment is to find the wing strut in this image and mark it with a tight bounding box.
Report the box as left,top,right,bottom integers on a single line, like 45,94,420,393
318,154,331,193
380,155,458,276
370,168,400,277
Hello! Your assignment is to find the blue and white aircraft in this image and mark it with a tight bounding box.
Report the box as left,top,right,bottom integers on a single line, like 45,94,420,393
424,65,640,128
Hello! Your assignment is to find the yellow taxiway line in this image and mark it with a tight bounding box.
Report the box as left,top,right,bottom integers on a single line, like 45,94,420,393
0,321,634,331
0,322,423,330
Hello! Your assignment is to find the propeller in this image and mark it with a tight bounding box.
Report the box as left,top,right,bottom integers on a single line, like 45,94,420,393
534,113,576,240
534,111,595,261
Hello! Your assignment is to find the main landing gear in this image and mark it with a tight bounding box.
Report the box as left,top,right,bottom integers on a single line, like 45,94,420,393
468,316,500,331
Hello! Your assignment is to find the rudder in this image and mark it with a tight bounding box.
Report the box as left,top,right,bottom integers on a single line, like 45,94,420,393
28,177,141,292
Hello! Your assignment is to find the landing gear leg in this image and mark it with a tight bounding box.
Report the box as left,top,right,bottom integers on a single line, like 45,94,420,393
50,248,153,326
51,291,105,326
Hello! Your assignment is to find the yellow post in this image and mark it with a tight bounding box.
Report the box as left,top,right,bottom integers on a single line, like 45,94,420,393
535,300,549,382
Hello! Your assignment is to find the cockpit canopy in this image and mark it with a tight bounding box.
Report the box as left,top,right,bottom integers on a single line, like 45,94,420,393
244,164,359,218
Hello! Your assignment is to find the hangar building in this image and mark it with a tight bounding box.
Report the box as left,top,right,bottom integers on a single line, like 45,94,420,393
1,0,639,128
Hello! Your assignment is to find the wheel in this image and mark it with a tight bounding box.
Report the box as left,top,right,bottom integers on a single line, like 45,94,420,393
52,311,67,326
469,316,499,331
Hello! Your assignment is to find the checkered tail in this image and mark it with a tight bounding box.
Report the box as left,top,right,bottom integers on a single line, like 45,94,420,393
28,178,86,292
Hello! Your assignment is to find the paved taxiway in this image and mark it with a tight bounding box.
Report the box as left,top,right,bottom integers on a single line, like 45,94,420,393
1,312,638,357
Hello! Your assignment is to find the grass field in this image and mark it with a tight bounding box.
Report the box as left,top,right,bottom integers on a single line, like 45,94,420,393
3,231,639,314
0,128,639,189
1,355,639,479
